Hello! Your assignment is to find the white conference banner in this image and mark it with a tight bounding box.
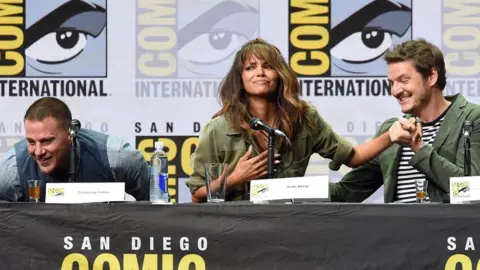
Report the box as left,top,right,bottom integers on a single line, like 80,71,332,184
0,0,478,203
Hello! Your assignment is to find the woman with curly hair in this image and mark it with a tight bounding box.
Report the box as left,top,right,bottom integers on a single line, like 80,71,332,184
186,38,400,202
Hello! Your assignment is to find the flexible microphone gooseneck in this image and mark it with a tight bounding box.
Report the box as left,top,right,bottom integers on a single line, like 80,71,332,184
69,119,81,182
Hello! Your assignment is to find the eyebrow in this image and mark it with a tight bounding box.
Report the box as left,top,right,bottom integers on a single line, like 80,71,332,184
26,136,55,141
25,0,106,48
331,1,411,48
178,1,257,49
245,59,270,66
389,74,408,81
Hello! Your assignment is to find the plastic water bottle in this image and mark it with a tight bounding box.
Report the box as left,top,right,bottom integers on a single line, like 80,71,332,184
150,141,169,203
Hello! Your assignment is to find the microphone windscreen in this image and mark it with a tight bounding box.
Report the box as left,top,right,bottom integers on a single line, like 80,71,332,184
250,118,259,129
70,119,81,131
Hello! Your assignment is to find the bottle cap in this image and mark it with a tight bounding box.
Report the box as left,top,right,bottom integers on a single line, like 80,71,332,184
154,141,163,150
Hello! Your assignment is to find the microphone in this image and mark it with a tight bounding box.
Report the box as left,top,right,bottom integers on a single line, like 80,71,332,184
69,119,81,182
250,117,286,137
249,117,287,179
464,120,473,177
464,120,473,136
69,119,81,137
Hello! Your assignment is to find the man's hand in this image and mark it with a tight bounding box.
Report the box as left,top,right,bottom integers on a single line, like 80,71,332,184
411,117,423,143
389,117,424,152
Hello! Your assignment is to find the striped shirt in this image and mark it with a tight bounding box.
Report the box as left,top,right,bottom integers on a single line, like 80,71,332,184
394,117,444,203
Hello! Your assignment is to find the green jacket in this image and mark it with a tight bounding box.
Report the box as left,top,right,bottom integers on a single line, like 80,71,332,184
187,104,354,201
330,94,480,203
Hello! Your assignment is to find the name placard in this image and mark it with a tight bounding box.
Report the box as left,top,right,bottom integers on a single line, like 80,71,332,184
450,176,480,204
45,182,125,204
249,175,330,202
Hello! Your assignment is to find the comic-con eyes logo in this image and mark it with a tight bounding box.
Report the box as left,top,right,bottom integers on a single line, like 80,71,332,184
47,188,65,197
452,182,471,198
251,184,269,196
289,0,412,77
0,0,107,77
136,0,259,78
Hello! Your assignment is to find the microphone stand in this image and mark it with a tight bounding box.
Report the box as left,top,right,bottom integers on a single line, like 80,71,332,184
69,130,77,182
267,129,276,179
464,121,472,177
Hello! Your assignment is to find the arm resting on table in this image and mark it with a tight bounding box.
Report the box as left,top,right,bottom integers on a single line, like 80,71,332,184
409,143,480,193
191,173,241,203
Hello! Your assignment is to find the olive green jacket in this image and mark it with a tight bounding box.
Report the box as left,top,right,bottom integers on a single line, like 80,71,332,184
186,104,354,201
330,94,480,203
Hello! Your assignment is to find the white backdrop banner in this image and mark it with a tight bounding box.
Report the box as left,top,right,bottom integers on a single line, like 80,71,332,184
0,0,479,203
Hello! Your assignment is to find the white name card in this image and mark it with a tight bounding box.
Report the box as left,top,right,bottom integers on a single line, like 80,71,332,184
450,176,480,204
45,182,125,204
249,175,330,202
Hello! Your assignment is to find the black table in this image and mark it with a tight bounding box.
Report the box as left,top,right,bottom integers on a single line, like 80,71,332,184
0,202,477,269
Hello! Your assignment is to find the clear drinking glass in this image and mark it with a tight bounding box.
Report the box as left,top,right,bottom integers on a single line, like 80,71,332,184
204,163,228,203
28,180,41,203
416,179,428,203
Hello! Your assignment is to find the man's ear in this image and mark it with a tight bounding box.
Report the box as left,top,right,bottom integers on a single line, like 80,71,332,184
429,68,438,88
